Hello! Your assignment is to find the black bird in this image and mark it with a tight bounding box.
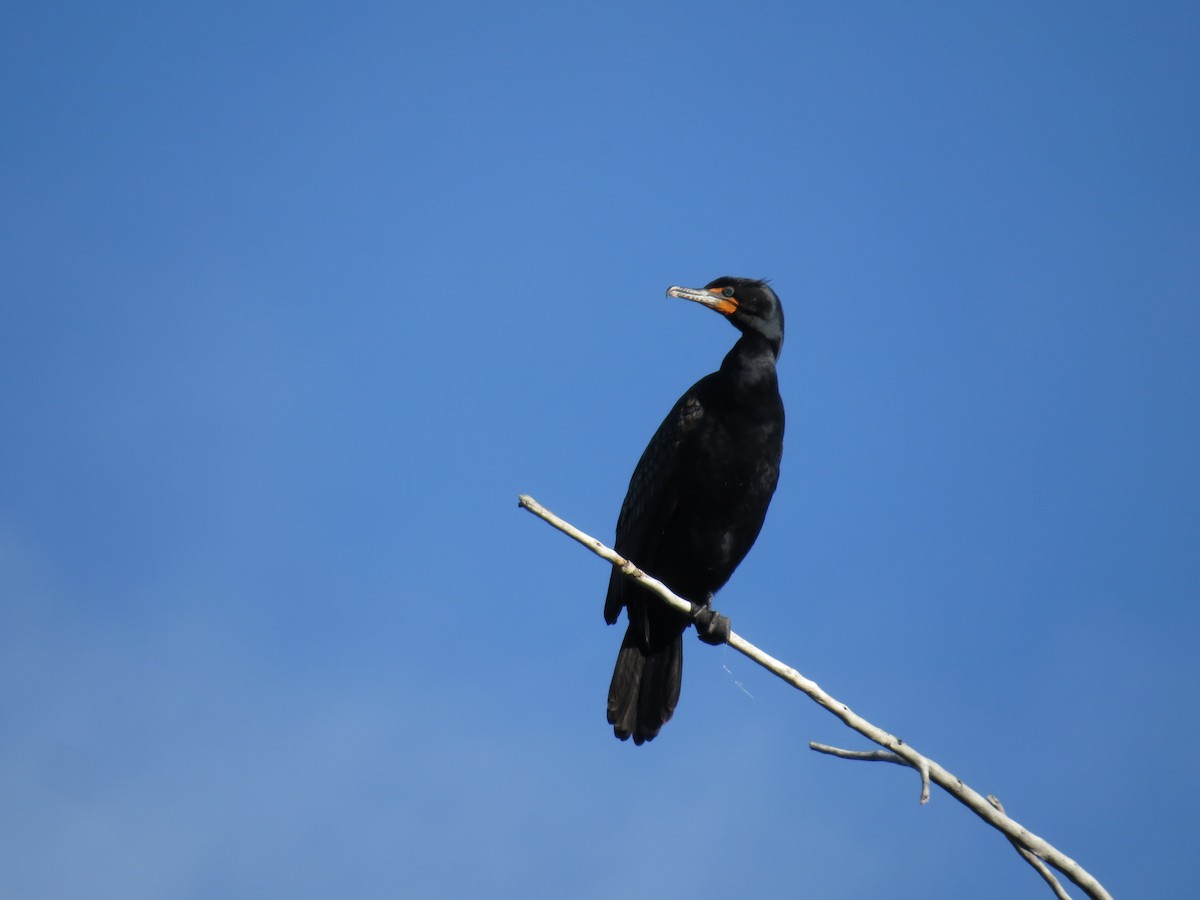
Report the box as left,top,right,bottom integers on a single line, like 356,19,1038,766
605,277,785,744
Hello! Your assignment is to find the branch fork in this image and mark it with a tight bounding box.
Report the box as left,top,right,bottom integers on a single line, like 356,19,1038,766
518,494,1111,900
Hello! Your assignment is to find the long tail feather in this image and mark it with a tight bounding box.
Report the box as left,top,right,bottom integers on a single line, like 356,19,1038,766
607,624,683,744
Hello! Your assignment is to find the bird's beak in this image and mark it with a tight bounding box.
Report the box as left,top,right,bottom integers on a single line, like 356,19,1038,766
666,285,739,316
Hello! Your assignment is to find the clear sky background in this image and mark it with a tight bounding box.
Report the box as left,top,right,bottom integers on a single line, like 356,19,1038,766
2,3,1197,898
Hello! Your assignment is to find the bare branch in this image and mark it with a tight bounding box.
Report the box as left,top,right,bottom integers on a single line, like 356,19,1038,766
519,494,1112,900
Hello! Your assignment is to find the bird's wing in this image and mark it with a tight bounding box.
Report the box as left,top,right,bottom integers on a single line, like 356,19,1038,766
604,381,709,625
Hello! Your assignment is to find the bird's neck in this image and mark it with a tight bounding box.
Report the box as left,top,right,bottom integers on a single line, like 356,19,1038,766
720,333,781,395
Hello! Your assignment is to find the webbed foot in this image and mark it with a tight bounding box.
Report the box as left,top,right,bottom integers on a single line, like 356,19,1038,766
691,597,731,645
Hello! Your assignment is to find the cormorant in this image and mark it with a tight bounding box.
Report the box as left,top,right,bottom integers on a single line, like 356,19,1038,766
605,277,785,744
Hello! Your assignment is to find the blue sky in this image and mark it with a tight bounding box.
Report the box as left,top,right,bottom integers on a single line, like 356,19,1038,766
2,3,1197,897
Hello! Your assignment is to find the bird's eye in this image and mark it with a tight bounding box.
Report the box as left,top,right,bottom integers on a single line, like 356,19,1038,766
721,287,735,298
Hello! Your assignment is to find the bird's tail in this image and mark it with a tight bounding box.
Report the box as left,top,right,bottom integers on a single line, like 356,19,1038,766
607,623,683,745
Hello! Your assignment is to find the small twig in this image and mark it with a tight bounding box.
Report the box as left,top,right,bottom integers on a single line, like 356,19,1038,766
917,756,932,805
810,742,908,765
810,741,932,804
518,494,1112,900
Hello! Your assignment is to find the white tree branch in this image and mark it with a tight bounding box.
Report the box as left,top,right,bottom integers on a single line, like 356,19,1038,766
518,494,1113,900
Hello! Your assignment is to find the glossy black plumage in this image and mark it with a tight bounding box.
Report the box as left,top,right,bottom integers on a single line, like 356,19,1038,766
605,277,784,744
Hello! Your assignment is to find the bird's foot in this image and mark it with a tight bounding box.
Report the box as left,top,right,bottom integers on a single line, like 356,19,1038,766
691,601,731,645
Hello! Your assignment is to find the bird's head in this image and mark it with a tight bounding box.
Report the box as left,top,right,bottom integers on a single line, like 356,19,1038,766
666,277,784,356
